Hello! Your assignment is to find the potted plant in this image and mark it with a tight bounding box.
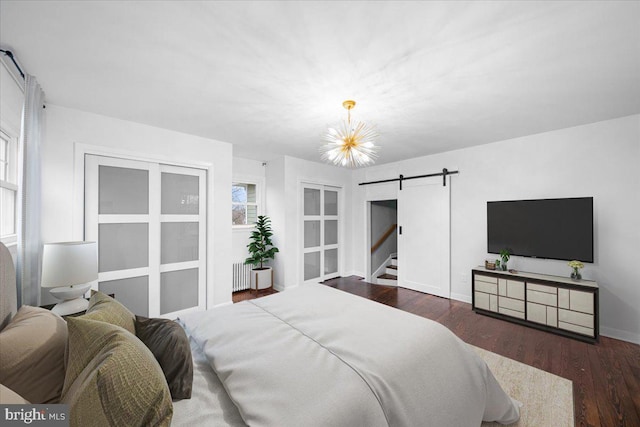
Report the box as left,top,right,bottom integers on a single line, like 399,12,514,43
499,249,511,271
245,215,279,292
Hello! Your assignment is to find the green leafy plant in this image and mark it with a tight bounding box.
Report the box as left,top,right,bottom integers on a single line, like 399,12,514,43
499,249,511,270
245,215,279,270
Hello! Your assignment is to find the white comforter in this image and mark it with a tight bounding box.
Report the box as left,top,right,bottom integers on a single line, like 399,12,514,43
180,284,520,427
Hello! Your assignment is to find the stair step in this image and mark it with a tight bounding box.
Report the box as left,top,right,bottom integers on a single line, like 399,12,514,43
387,265,397,270
390,257,398,267
378,273,397,280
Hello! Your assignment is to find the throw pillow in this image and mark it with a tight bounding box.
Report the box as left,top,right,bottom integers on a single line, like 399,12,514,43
61,317,172,426
135,316,194,400
0,306,67,403
81,290,135,334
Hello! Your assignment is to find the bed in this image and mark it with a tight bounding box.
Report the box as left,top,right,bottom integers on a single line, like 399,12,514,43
0,242,519,426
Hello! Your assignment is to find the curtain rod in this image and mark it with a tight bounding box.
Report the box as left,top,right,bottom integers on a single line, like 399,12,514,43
358,168,459,188
0,49,25,79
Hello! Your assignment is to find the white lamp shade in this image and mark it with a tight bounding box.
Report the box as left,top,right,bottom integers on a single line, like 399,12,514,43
41,242,98,288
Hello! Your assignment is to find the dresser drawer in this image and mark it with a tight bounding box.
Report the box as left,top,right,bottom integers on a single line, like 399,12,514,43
527,302,547,324
527,283,557,294
499,296,524,312
559,309,594,329
474,274,497,285
506,280,525,300
558,321,594,337
475,292,497,312
475,280,497,295
569,290,594,314
558,288,570,309
499,307,525,319
527,289,558,306
547,306,558,327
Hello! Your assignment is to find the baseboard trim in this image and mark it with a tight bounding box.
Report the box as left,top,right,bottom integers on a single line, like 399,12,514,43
273,283,287,292
343,271,365,279
450,292,472,304
600,326,640,345
213,301,233,309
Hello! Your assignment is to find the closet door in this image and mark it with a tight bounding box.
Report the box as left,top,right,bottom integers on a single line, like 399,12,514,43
158,165,206,316
85,155,206,318
302,184,340,284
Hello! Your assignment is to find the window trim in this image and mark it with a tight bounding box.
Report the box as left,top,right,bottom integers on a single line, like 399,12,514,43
231,175,264,229
0,128,18,246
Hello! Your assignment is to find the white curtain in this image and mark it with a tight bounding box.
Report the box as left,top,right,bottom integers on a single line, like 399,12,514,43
16,75,45,307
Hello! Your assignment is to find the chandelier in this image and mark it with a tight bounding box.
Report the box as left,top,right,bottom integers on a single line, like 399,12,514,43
320,100,379,168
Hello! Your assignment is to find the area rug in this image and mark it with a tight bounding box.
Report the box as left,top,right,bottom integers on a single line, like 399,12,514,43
473,346,574,427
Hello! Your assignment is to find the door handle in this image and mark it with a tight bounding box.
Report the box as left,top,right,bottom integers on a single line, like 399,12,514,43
398,226,402,235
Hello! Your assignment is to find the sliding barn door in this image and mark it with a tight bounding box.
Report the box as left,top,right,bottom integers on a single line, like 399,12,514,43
398,176,450,298
85,155,206,318
302,184,340,284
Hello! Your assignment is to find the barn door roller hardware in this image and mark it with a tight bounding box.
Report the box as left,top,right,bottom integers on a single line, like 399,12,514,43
358,168,459,190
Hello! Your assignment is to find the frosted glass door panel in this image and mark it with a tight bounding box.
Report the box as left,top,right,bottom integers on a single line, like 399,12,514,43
325,249,338,275
304,188,321,215
304,221,321,248
324,220,338,245
161,173,199,214
161,268,199,315
324,190,338,216
99,276,149,317
304,252,321,281
161,222,199,264
99,223,149,272
99,166,149,214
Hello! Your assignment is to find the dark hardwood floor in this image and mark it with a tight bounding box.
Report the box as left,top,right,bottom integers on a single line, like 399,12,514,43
232,276,640,427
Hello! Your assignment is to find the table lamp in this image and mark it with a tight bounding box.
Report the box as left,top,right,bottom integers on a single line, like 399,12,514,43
41,241,98,316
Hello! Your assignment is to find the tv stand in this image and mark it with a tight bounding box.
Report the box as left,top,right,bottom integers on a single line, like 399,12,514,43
472,267,598,343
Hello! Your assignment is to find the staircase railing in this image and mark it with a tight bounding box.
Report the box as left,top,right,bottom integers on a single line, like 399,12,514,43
371,223,397,253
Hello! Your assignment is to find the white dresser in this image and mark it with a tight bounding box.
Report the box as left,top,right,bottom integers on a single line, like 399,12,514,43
472,267,598,343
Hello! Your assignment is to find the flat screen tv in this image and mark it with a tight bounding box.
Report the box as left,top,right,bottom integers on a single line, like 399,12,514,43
487,197,593,263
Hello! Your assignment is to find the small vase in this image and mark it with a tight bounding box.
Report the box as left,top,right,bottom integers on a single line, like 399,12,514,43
570,269,582,280
502,263,507,271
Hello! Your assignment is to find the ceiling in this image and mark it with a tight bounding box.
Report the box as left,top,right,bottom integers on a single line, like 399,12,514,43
1,1,639,166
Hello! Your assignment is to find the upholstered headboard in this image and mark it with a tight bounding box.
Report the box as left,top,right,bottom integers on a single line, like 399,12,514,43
0,242,17,330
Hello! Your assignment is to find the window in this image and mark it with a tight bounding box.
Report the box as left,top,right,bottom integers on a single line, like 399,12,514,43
0,129,18,245
232,183,258,226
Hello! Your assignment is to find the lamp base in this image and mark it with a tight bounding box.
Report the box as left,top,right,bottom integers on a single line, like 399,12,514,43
51,298,90,316
49,283,92,316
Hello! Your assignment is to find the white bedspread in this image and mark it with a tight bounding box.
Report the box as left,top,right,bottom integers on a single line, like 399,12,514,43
180,284,520,427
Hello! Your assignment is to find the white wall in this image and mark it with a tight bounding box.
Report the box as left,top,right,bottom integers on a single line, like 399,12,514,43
266,155,354,290
41,105,234,308
231,157,266,265
351,114,640,343
265,156,286,288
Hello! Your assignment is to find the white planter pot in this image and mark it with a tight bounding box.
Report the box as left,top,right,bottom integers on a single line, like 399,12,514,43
250,267,273,291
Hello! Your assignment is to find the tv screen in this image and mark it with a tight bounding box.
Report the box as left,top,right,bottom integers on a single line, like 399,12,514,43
487,197,593,263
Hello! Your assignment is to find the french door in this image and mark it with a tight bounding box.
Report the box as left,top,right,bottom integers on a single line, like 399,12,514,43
85,155,206,318
302,184,340,284
398,176,450,298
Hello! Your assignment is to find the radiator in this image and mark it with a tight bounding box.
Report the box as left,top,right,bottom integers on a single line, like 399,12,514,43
233,262,252,292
